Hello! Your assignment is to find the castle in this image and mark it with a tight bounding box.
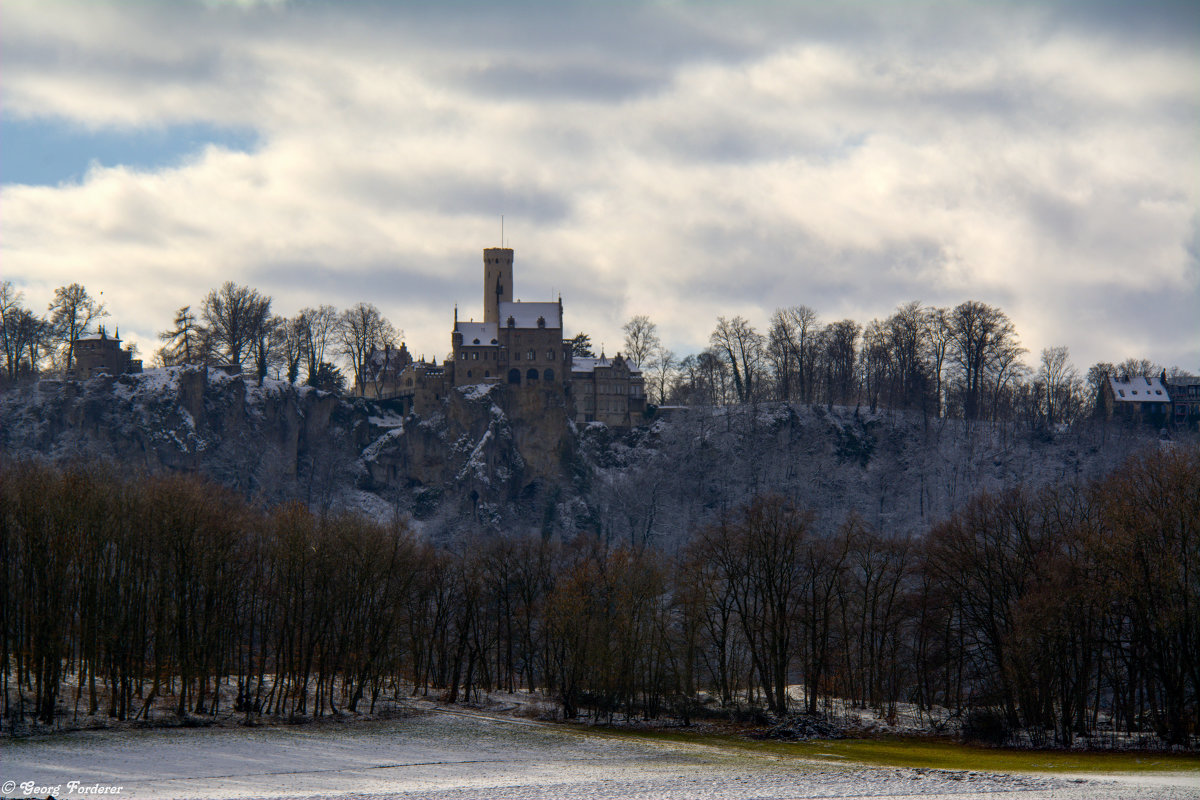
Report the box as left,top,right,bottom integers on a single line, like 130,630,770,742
358,248,645,427
71,326,143,379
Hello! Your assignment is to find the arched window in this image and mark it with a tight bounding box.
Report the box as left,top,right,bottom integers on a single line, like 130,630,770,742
527,368,539,381
466,370,472,378
484,370,490,378
507,316,516,327
537,316,546,328
508,369,521,384
543,368,554,382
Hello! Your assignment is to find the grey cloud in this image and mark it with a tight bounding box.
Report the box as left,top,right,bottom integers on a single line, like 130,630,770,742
452,60,665,103
249,259,463,311
3,0,1197,377
338,171,573,223
1036,0,1200,47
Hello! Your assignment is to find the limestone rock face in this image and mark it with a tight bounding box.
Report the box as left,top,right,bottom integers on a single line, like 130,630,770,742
361,382,572,504
0,369,573,516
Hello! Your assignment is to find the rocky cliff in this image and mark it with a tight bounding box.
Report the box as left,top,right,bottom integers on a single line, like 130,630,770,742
0,367,1171,542
0,368,571,526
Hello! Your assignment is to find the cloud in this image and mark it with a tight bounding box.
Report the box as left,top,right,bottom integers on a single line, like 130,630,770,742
1,0,1197,373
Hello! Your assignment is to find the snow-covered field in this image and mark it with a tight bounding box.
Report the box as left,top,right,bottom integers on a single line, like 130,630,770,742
2,709,1197,800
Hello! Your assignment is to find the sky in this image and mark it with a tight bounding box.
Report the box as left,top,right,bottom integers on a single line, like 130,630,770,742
2,0,1198,373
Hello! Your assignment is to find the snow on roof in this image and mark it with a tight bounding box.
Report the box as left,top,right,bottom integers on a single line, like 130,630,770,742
455,321,499,345
571,355,642,375
1108,375,1169,403
498,301,561,329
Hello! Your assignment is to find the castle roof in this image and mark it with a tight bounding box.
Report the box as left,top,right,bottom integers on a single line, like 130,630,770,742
572,355,642,375
1108,375,1169,403
455,321,499,345
498,301,561,329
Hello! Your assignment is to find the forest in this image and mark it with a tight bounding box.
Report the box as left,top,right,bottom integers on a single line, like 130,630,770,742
4,279,1196,432
3,446,1197,748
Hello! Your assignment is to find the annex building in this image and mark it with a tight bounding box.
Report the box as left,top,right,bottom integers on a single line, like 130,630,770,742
359,248,645,427
71,326,143,379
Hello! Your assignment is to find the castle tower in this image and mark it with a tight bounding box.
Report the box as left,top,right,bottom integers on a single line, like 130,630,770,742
483,247,513,324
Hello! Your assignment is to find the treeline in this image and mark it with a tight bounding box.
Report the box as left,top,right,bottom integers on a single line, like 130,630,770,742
2,446,1197,747
0,280,400,394
621,304,1193,427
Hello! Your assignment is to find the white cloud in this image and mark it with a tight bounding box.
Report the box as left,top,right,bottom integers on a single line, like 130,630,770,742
2,0,1197,373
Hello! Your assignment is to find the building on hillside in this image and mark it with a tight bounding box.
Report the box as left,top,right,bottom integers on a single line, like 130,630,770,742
450,247,570,390
389,360,449,415
71,326,142,379
356,342,414,398
1102,374,1171,425
1165,376,1200,431
570,353,646,426
360,246,644,427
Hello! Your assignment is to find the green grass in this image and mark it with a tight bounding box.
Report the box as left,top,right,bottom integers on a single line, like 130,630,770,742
595,728,1200,775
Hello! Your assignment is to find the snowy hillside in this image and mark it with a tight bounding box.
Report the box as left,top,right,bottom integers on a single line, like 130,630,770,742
0,369,1172,540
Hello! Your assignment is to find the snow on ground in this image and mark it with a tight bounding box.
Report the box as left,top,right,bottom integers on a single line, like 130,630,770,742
457,384,497,401
3,708,1196,800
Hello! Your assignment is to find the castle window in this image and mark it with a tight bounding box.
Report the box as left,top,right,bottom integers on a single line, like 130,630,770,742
472,352,479,360
527,349,535,361
508,369,521,384
467,370,472,378
473,338,480,344
485,371,490,378
547,350,555,361
543,368,554,382
507,316,515,327
537,316,546,328
527,368,539,381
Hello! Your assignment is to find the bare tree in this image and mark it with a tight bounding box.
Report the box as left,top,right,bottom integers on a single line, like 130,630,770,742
884,301,929,410
1037,346,1081,427
202,282,272,368
1115,357,1161,381
766,306,821,403
925,307,952,418
252,316,281,382
946,301,1022,421
339,303,398,394
622,315,660,368
860,319,890,413
297,305,340,384
47,283,108,372
767,310,797,402
710,316,766,403
1,282,51,380
821,319,860,406
645,346,677,406
270,315,307,383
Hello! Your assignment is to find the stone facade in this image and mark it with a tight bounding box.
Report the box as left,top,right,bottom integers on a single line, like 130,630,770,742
72,327,143,379
570,354,645,426
1166,377,1200,432
451,247,570,390
356,342,414,399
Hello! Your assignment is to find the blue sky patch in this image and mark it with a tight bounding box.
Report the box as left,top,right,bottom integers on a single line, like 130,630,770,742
0,116,259,186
